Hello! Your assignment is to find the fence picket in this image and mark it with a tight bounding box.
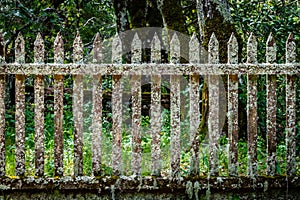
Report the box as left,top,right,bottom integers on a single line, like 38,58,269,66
227,33,239,176
266,33,277,176
0,32,5,176
246,33,258,177
286,33,296,176
15,33,26,177
54,33,64,176
0,28,298,184
73,32,84,176
150,33,162,176
170,33,180,178
92,33,102,176
208,32,219,176
34,33,45,176
112,35,123,175
189,33,200,175
131,33,142,175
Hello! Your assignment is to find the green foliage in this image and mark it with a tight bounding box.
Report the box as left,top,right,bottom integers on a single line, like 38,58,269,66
0,0,116,63
229,0,299,63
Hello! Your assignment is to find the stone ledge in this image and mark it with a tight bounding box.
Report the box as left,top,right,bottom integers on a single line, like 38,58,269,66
0,175,299,192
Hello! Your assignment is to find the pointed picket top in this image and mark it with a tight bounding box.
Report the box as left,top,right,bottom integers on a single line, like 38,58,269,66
15,32,25,63
73,31,83,63
92,33,102,63
286,33,296,63
227,33,238,64
247,33,257,63
170,33,180,63
151,32,161,63
0,32,5,63
34,33,45,63
266,33,276,63
54,32,64,63
112,34,122,63
131,32,142,64
208,32,219,64
189,33,200,63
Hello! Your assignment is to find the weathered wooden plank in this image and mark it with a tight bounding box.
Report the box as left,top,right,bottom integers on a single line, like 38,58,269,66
15,33,26,177
34,33,45,177
285,33,296,176
92,33,102,176
1,63,300,76
112,35,122,175
112,75,122,175
0,74,4,177
54,33,64,177
266,33,277,176
0,32,5,176
170,33,180,178
131,33,142,175
189,33,200,175
150,33,162,176
227,33,239,176
208,33,219,176
0,32,4,62
246,33,258,177
73,32,84,176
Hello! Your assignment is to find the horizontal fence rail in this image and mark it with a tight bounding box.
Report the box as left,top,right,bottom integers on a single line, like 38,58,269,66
0,31,299,192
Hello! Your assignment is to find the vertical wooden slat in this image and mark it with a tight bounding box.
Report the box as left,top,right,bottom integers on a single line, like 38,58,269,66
246,33,258,177
208,33,219,176
112,35,122,175
189,33,200,175
131,33,142,175
73,32,84,176
170,33,180,178
150,33,162,176
0,32,5,176
15,33,25,177
34,33,45,176
266,33,277,176
227,33,239,176
92,33,102,176
285,33,296,176
54,33,64,177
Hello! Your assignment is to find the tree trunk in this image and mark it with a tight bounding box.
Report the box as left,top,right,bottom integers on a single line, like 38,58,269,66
196,0,243,141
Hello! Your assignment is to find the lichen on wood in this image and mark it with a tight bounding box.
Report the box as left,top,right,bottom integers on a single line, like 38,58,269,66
15,33,26,177
189,33,200,176
170,33,181,178
92,33,102,176
112,75,123,175
0,74,5,176
150,34,162,176
208,33,220,176
34,33,45,177
227,33,238,176
54,32,64,176
131,33,142,175
0,32,5,177
285,33,296,176
246,33,258,177
266,33,277,176
73,32,84,176
0,32,5,62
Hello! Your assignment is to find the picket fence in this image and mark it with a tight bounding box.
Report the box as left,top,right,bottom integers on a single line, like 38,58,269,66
0,30,299,193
